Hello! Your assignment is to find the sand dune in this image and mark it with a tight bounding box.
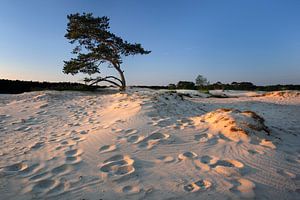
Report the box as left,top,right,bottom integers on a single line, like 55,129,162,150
0,89,299,199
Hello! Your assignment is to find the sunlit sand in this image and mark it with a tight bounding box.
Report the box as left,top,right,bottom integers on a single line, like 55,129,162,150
0,89,299,199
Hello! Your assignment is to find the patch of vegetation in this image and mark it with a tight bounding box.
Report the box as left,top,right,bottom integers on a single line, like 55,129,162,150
203,82,300,91
176,81,196,90
0,79,101,94
131,85,168,90
167,80,300,92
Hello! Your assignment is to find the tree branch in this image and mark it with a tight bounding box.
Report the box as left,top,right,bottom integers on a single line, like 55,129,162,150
88,76,121,87
105,76,122,84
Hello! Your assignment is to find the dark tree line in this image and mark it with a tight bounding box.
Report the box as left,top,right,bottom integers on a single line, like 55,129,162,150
201,82,300,91
169,81,300,91
1,79,299,94
0,79,99,94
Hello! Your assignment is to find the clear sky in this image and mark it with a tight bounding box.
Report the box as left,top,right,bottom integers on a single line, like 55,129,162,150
0,0,299,85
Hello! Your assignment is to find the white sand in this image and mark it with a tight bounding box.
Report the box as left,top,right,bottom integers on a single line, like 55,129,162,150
0,89,299,199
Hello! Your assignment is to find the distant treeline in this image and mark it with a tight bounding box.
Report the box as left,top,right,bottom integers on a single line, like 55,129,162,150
1,79,299,94
131,85,169,90
0,79,101,94
134,81,300,91
199,81,300,91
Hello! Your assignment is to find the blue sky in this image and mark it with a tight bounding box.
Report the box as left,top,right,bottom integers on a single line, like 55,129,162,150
0,0,299,85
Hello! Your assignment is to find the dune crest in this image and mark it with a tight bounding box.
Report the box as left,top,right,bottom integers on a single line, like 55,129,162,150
192,108,271,143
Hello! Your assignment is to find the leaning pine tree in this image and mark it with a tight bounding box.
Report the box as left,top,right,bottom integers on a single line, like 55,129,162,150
63,13,151,90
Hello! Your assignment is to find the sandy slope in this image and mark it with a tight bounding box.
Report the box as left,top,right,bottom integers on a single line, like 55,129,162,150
0,89,299,200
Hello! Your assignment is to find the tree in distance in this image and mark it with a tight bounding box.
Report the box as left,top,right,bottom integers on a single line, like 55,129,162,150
63,13,151,91
195,75,209,87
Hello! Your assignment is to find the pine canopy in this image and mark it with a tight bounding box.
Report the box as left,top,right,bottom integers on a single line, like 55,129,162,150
63,13,151,90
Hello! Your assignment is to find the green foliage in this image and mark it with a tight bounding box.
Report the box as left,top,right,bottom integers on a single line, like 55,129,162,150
176,81,195,89
0,79,99,94
168,84,176,90
63,13,151,90
195,75,209,86
171,80,300,91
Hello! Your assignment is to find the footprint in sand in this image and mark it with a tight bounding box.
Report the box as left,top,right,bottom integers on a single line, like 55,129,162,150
259,139,276,149
248,149,258,155
30,179,60,194
127,135,144,144
198,156,212,164
124,129,138,136
46,182,66,196
30,142,44,150
194,131,215,144
175,118,195,129
48,138,58,142
193,155,217,171
210,160,244,168
65,149,83,157
60,139,77,146
178,151,198,160
156,155,175,163
194,155,244,175
137,132,170,149
99,144,117,153
247,149,264,155
65,156,82,165
71,136,85,142
210,159,244,177
102,125,110,129
79,130,89,135
68,122,80,127
99,155,135,179
29,171,50,182
14,126,32,132
51,163,70,174
277,169,296,179
19,163,41,177
194,133,210,143
1,162,28,174
112,128,123,133
64,148,83,165
152,118,173,127
229,178,255,199
183,179,212,192
122,185,140,195
38,103,48,109
55,145,65,151
115,119,126,124
36,110,47,115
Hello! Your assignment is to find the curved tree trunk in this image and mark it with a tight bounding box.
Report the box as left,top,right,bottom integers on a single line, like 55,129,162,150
115,65,126,91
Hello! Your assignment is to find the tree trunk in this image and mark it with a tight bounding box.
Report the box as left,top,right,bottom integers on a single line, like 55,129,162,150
115,65,126,91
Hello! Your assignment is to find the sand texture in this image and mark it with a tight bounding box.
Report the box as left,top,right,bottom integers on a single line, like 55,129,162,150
0,89,299,199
